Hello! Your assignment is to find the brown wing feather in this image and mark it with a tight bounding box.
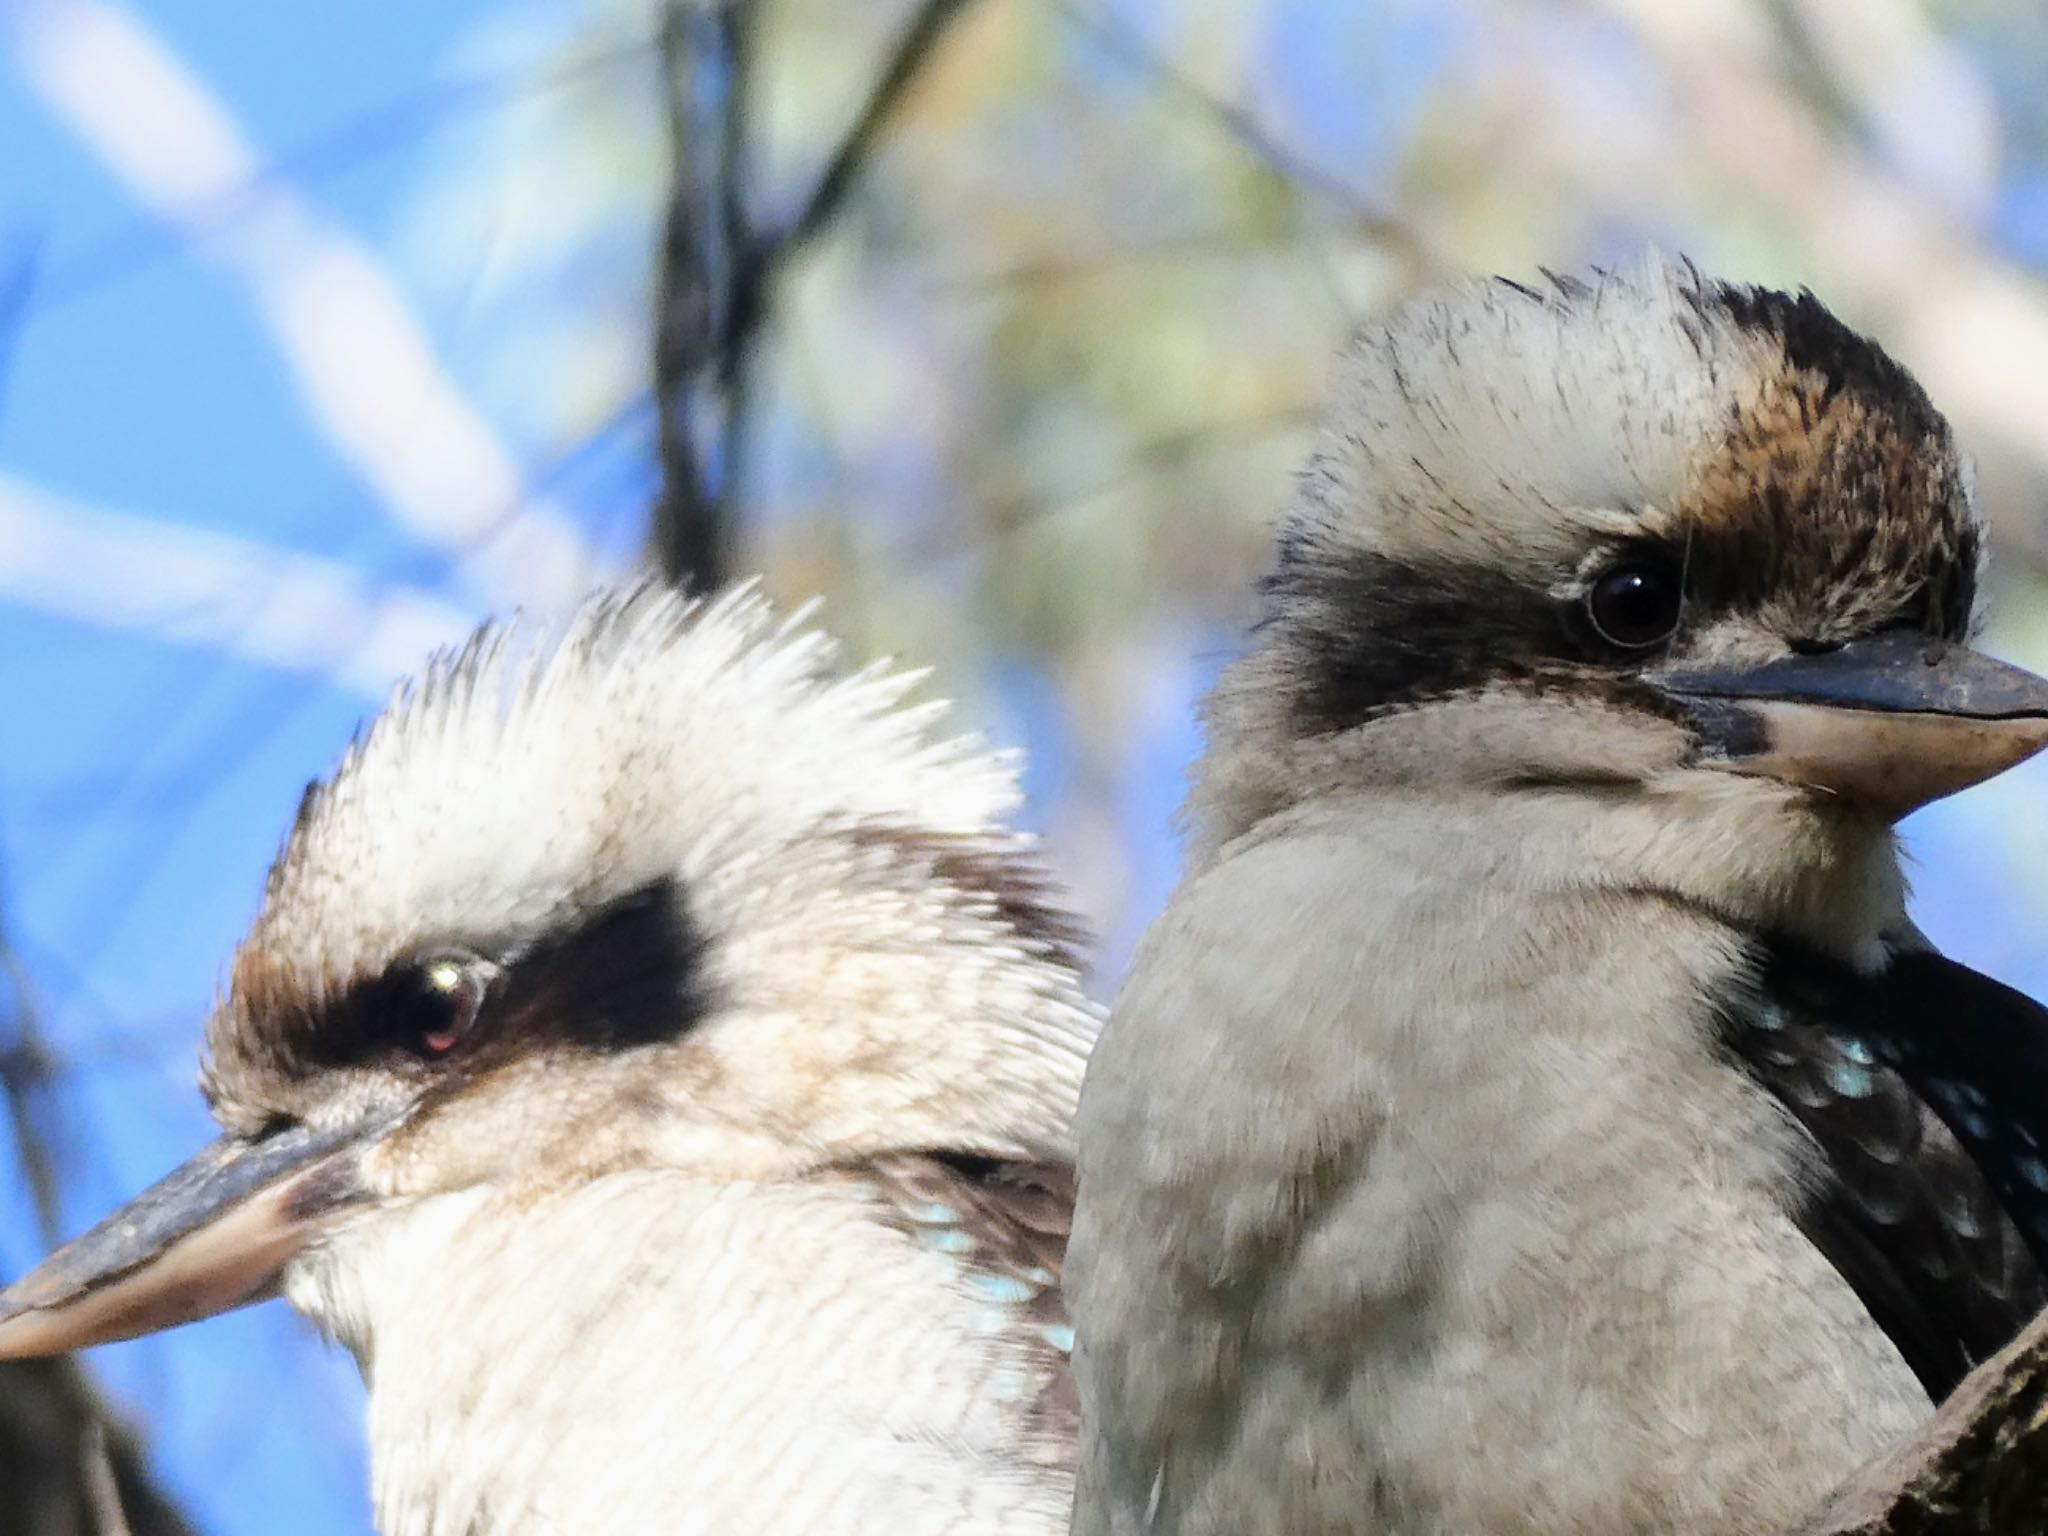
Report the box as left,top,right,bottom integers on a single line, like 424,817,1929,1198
857,1152,1078,1450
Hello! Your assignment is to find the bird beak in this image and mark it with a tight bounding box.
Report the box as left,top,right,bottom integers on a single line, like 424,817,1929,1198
0,1113,389,1359
1652,629,2048,821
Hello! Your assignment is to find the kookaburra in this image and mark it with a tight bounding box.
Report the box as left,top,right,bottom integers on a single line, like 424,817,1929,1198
1068,256,2048,1536
0,585,1096,1535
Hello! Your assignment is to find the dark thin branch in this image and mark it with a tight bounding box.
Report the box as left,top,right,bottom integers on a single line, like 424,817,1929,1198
715,3,755,320
708,0,759,567
650,0,727,591
0,1357,201,1536
757,0,978,280
0,857,200,1536
80,1422,134,1536
716,0,982,410
1052,0,1445,278
0,289,59,1252
0,948,60,1251
652,0,982,591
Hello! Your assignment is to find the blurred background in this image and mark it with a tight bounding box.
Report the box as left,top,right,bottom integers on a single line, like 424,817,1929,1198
4,0,2048,1530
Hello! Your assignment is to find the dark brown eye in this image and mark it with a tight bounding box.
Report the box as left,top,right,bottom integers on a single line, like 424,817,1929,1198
1586,564,1682,650
402,953,493,1058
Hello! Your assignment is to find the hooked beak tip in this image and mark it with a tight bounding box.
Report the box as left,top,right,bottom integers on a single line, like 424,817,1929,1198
1654,631,2048,821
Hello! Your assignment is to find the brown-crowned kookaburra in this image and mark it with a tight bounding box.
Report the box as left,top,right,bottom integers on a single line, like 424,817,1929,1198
0,584,1096,1536
1067,255,2048,1536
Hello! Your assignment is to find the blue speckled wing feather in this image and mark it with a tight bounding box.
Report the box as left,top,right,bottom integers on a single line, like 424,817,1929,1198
1722,942,2048,1401
858,1153,1077,1448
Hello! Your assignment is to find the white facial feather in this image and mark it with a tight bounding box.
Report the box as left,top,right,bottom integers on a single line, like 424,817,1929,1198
261,581,1022,974
207,581,1098,1169
1295,254,1773,572
296,1174,1076,1536
1189,253,1973,949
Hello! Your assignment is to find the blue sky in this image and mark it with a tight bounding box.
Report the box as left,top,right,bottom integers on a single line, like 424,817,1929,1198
0,3,604,1530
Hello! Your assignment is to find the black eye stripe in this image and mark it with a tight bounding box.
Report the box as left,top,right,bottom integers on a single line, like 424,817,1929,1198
1273,544,1698,733
488,877,709,1055
281,877,708,1077
1272,547,1573,735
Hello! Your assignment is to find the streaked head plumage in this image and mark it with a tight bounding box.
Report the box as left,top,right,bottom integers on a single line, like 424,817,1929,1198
1199,254,1984,853
203,581,1095,1189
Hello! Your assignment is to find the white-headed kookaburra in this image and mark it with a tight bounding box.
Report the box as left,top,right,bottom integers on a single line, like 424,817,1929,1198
0,585,1097,1536
1068,255,2048,1536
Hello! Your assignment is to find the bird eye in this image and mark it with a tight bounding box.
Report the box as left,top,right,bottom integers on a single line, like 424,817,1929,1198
403,953,492,1059
1585,563,1682,650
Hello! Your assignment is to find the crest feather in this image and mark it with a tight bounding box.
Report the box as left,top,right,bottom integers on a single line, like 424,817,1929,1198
253,579,1030,990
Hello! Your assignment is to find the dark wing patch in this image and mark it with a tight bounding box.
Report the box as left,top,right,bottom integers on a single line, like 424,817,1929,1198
1720,942,2048,1401
859,1152,1077,1449
1868,952,2048,1263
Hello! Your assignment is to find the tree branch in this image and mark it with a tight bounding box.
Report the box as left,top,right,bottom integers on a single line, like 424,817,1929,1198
1052,0,1443,276
1794,1304,2048,1534
0,856,199,1536
650,0,725,592
650,0,982,591
754,0,976,281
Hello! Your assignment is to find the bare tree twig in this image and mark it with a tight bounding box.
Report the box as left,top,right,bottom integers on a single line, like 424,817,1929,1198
1051,0,1445,278
0,865,199,1536
754,0,977,279
650,0,725,590
707,0,759,573
0,938,62,1251
652,0,983,591
0,271,62,1250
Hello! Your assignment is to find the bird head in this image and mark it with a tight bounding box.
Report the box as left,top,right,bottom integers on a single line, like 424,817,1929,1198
1196,256,2048,939
0,583,1095,1358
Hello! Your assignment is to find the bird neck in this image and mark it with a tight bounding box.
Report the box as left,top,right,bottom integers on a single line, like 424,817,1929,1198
1192,640,1908,964
1196,770,1905,966
287,1171,1072,1536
